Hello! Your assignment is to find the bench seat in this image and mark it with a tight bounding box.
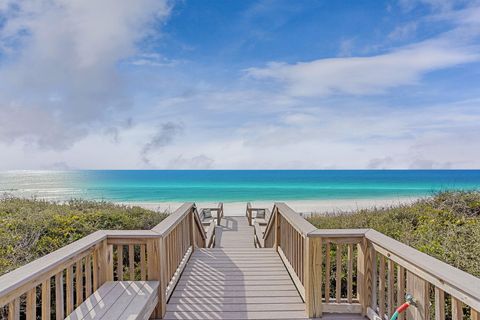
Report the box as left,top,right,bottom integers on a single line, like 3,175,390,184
66,281,159,320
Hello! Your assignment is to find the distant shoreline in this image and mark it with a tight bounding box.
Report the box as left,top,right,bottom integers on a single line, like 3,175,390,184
120,196,421,215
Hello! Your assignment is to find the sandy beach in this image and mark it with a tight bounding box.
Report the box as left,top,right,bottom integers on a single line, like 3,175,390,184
122,196,421,216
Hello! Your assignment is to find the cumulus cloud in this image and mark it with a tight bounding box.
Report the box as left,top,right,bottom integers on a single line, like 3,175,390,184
0,0,171,149
141,122,184,166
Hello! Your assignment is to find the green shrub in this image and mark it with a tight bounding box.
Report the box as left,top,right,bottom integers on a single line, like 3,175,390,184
0,198,167,276
308,191,480,277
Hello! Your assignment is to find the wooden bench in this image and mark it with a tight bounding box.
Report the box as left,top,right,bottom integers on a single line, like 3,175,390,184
66,281,159,320
253,208,271,225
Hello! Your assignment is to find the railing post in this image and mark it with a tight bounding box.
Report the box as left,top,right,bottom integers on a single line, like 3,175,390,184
217,203,222,226
147,237,166,318
357,237,371,316
96,239,113,287
190,208,196,251
305,236,322,318
406,271,430,320
274,208,280,252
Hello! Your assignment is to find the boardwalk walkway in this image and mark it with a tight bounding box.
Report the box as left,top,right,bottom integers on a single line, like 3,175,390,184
165,216,307,319
165,248,307,319
215,216,254,248
165,215,366,319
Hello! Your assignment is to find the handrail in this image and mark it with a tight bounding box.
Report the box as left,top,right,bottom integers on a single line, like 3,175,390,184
303,229,480,319
152,202,195,236
366,229,480,311
0,230,163,320
261,203,480,320
274,202,317,236
0,202,208,319
0,231,107,307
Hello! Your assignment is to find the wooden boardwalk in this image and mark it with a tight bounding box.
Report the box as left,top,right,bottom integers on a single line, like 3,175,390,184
215,216,254,248
4,203,476,320
165,216,366,319
165,248,307,319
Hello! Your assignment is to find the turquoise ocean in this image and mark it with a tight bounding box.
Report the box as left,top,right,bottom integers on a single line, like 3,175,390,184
1,170,480,202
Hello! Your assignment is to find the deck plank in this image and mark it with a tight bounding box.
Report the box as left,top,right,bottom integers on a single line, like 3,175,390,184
165,216,366,319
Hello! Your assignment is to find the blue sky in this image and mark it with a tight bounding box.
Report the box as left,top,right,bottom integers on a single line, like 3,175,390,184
0,0,480,169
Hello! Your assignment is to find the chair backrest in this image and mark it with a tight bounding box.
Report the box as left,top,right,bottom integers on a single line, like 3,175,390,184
256,209,266,219
203,208,212,219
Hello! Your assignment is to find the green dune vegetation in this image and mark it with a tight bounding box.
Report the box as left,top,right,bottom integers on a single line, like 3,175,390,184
308,191,480,277
1,191,479,279
0,198,166,276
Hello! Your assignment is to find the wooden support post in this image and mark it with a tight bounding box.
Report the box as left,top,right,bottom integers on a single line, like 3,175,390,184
274,210,280,252
305,236,323,318
97,240,113,286
398,266,406,320
8,298,20,320
434,287,445,320
451,297,463,320
147,237,166,318
357,238,371,316
26,288,36,320
42,278,51,319
472,309,479,320
190,209,196,251
55,272,64,320
406,271,429,320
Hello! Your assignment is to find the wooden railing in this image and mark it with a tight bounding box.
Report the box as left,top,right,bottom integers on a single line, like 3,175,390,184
263,203,316,300
0,202,206,320
263,203,480,319
246,202,269,226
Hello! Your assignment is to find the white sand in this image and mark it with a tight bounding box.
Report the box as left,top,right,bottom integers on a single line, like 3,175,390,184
121,196,420,216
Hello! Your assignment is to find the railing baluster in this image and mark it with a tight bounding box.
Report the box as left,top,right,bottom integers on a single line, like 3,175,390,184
42,278,51,319
129,244,135,280
26,288,36,320
118,245,124,281
387,259,394,317
336,244,342,303
370,246,377,312
452,297,463,320
347,243,353,303
397,265,405,320
85,255,92,297
325,242,331,303
434,287,445,320
75,259,83,306
379,255,386,318
472,309,479,320
8,297,20,320
66,265,74,314
140,244,147,281
92,249,99,291
55,272,64,320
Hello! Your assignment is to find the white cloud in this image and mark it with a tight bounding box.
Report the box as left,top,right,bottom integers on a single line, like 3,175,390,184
0,0,171,149
246,38,478,97
388,22,418,40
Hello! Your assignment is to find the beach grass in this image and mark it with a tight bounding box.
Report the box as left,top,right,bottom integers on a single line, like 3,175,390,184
0,197,167,276
308,191,480,277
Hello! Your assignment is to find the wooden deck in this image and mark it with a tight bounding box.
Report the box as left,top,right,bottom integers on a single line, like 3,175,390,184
165,248,307,319
165,216,367,319
2,203,478,320
215,216,255,248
